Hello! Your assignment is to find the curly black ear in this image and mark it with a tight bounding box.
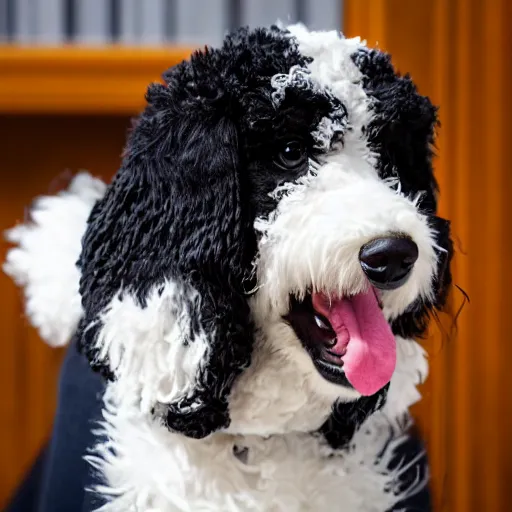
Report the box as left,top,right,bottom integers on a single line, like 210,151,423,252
77,58,256,439
352,47,440,211
352,47,454,338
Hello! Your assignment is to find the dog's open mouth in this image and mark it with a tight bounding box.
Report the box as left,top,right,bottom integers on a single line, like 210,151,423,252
285,288,396,396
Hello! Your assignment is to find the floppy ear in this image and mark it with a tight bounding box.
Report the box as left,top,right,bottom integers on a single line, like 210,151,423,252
352,47,440,210
352,47,454,338
77,61,256,439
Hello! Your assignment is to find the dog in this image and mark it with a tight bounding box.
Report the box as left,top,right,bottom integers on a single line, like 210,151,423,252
5,24,452,511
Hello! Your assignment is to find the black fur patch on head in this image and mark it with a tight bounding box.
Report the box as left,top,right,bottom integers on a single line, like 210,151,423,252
353,48,439,212
352,47,453,339
240,81,344,219
77,26,346,439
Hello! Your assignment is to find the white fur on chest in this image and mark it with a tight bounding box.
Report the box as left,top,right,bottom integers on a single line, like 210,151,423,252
89,337,427,512
227,321,358,437
92,402,398,512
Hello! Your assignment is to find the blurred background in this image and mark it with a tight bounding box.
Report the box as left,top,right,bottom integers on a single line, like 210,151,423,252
0,0,511,510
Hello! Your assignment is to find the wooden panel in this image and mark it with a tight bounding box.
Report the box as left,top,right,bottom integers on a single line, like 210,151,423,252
0,47,191,114
344,1,512,511
0,114,129,508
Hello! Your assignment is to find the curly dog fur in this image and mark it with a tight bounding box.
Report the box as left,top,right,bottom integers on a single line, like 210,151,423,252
5,24,452,511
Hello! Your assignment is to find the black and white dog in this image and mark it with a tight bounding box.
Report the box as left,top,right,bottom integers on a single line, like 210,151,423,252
5,24,452,511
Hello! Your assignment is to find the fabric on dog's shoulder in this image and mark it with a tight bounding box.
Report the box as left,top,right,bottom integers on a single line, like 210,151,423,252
40,340,105,512
6,339,105,512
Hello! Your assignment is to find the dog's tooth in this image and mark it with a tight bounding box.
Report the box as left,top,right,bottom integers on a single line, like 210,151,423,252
314,315,330,330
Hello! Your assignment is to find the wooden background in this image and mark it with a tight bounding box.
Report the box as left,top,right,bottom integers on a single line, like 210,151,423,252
0,115,128,506
1,1,511,509
345,0,512,510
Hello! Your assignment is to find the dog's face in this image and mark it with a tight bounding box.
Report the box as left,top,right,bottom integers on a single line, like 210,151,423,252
77,25,452,440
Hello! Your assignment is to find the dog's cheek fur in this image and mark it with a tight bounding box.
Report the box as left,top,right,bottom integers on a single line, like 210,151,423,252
77,78,257,439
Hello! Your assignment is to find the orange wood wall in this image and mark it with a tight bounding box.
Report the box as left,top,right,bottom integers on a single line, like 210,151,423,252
2,3,512,509
0,115,130,507
344,0,512,511
0,47,189,507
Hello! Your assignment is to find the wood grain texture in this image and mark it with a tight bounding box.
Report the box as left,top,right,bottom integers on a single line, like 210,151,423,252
345,1,512,510
0,47,191,114
0,115,129,508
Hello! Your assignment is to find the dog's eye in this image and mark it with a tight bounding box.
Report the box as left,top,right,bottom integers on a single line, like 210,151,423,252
275,141,308,170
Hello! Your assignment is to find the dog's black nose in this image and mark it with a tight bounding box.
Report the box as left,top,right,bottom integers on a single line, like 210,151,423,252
359,237,418,290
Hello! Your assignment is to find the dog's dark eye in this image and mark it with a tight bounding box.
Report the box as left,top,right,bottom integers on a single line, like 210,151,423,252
275,141,308,170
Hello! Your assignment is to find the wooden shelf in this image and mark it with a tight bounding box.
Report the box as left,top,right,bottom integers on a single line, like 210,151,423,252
0,46,193,114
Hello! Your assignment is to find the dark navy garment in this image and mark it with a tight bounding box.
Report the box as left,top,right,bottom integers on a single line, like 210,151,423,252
7,342,431,512
7,341,105,512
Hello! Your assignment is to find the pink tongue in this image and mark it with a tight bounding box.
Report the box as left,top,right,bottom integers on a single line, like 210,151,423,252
312,290,396,396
